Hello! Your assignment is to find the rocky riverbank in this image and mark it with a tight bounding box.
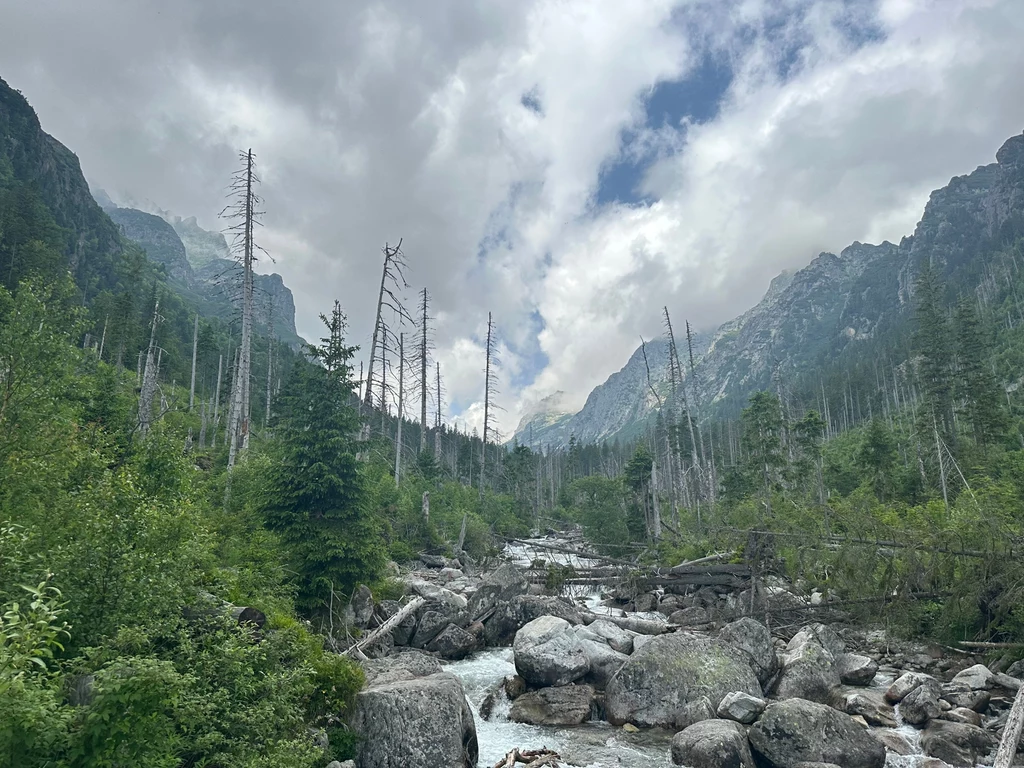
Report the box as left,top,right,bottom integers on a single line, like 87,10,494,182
338,538,1024,768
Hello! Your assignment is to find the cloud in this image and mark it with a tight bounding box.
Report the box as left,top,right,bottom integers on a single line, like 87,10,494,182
2,0,1023,438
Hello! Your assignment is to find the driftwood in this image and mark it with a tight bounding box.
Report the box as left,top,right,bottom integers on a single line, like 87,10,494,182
344,597,425,657
995,684,1024,768
492,748,561,767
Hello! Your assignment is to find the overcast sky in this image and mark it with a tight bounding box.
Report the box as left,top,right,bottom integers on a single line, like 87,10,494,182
2,0,1023,436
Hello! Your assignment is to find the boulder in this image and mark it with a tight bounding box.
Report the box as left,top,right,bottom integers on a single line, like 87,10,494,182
836,653,878,686
804,623,845,656
885,671,936,704
605,633,762,730
869,728,916,756
634,592,658,612
361,650,442,687
949,663,994,691
940,683,990,712
939,707,982,727
351,584,375,629
351,672,478,768
899,679,942,725
831,688,896,728
513,616,590,688
483,595,583,646
479,675,527,721
426,623,477,660
466,563,529,621
406,579,468,612
748,698,885,768
508,684,595,725
579,639,629,689
585,618,636,654
670,719,755,767
770,629,839,703
410,610,450,649
717,618,779,686
669,606,710,626
716,690,766,724
919,719,997,768
1007,659,1024,678
391,608,418,647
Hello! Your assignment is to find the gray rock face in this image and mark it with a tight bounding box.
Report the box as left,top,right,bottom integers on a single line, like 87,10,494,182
899,679,942,725
108,207,195,287
919,719,997,767
836,653,878,686
361,650,442,687
513,616,590,688
717,690,766,724
949,663,994,690
670,606,710,626
466,563,529,621
579,638,629,689
411,610,450,649
717,618,779,686
605,633,762,730
508,684,595,725
885,671,937,704
351,584,374,629
585,618,636,654
941,682,990,712
670,719,755,768
748,698,886,768
352,672,478,768
770,629,840,703
484,595,583,646
426,623,477,660
831,688,896,728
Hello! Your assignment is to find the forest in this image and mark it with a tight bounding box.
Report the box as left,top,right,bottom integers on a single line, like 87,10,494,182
4,78,1024,766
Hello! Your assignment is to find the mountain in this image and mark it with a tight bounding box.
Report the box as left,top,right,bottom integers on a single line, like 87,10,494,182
107,207,196,287
516,131,1024,449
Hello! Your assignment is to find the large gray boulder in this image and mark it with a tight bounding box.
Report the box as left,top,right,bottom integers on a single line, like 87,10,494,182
605,633,762,730
484,595,584,646
670,719,755,767
585,618,636,654
919,720,997,767
717,690,766,724
351,584,375,629
830,688,896,728
361,650,442,687
899,678,942,725
410,610,451,649
579,638,629,689
351,672,478,768
467,563,529,621
770,628,840,703
513,616,590,688
748,698,885,768
836,653,878,686
950,663,995,691
717,618,779,686
426,623,477,660
885,671,936,703
508,684,595,725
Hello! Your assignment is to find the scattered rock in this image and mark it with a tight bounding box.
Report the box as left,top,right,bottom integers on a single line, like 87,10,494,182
483,595,583,646
831,688,896,728
513,616,590,688
919,719,997,768
836,653,879,686
410,610,450,649
748,698,885,768
939,707,982,727
426,623,477,660
670,719,755,767
509,684,596,726
899,678,942,725
634,592,658,613
869,728,916,756
771,628,840,703
940,682,991,712
585,618,636,654
950,663,994,691
1006,659,1024,678
605,633,762,730
717,617,780,686
579,638,629,689
669,606,710,626
885,671,936,704
361,650,442,687
716,690,766,724
466,563,529,622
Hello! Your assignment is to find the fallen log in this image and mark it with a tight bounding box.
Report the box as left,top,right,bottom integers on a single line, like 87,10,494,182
344,596,424,657
492,747,561,767
994,684,1024,768
581,612,667,635
957,641,1024,650
668,563,751,577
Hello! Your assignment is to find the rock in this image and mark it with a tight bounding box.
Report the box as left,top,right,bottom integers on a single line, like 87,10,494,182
748,698,885,768
391,608,418,647
1007,659,1024,678
579,639,629,689
605,633,762,730
770,629,840,703
631,634,654,653
833,688,896,728
418,553,452,568
585,618,636,654
941,683,990,712
869,728,915,756
836,653,878,686
622,723,639,733
483,595,583,646
939,707,982,726
410,610,450,649
361,650,442,687
466,563,529,621
352,672,478,768
513,616,590,688
899,679,942,725
950,663,994,690
717,618,780,686
326,761,355,768
670,719,755,767
669,606,710,626
919,720,997,767
406,580,468,613
426,623,477,660
479,675,528,721
509,684,595,725
634,592,658,612
885,671,937,703
717,690,766,724
804,623,845,656
351,584,374,629
363,629,394,659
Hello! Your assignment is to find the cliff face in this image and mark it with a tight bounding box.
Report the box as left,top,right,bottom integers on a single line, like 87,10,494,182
515,132,1024,449
107,207,195,287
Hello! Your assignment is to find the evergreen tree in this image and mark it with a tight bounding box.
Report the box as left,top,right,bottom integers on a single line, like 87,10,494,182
791,409,826,501
858,417,897,501
265,302,385,611
914,265,956,447
740,391,786,512
954,297,1006,446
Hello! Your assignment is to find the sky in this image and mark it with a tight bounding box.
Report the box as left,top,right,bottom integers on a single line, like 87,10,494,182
2,0,1024,437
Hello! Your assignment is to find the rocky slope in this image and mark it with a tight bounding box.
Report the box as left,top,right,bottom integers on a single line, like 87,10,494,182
516,132,1024,449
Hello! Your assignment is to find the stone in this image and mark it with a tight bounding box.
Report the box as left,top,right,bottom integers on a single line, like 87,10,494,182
426,623,477,660
950,663,994,690
941,684,990,712
579,638,629,689
804,623,846,656
748,699,886,768
899,679,942,725
483,595,584,646
770,629,840,703
466,563,529,621
869,728,915,756
836,653,879,686
410,610,450,649
605,633,762,730
1007,659,1024,678
406,579,468,613
634,592,658,612
479,675,527,721
622,723,639,733
585,618,636,654
885,671,937,704
670,719,755,768
361,650,442,687
717,617,780,686
363,629,394,659
919,720,997,768
716,690,766,724
669,606,710,626
391,608,418,647
351,584,374,629
631,634,654,653
352,672,478,768
508,684,595,726
939,707,982,727
513,616,590,688
326,761,355,768
832,688,896,727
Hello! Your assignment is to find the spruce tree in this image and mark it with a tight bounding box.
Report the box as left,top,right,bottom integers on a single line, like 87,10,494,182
740,391,786,513
954,297,1006,446
914,265,956,447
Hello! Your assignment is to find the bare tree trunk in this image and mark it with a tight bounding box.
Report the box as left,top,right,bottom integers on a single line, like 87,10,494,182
419,288,430,453
364,240,409,409
995,684,1024,768
395,333,404,487
435,361,443,460
422,491,430,522
481,312,496,498
98,315,108,362
137,297,160,437
212,353,223,449
264,299,274,429
650,455,661,540
189,313,199,411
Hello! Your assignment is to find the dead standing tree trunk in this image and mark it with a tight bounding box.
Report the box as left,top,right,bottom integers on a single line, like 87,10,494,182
395,333,405,487
665,307,703,520
419,288,432,454
639,337,662,540
137,295,161,438
480,312,500,500
189,313,199,411
364,240,410,409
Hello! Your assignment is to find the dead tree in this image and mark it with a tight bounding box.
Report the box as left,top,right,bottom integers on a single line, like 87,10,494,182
435,361,445,460
364,240,410,409
395,332,405,487
264,296,274,429
222,149,265,469
418,288,433,453
639,337,662,539
189,313,199,411
211,353,223,449
665,307,703,516
137,296,161,437
480,312,500,497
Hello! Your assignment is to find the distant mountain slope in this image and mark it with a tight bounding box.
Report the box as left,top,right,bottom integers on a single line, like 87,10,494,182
515,132,1024,449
